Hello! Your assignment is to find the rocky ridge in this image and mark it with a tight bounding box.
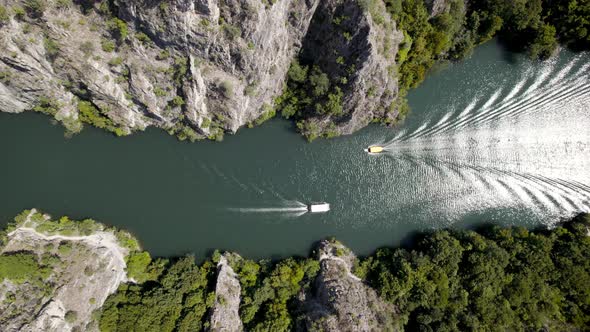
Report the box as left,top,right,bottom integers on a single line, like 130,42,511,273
207,254,243,332
0,0,401,140
299,240,399,331
0,209,131,332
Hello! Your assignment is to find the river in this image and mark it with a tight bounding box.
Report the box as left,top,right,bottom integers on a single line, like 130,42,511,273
1,40,589,259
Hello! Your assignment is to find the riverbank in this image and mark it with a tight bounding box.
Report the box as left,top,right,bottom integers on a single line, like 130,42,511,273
1,210,588,331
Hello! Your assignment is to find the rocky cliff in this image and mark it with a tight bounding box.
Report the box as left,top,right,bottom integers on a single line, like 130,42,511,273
298,240,399,331
0,210,132,332
0,0,401,140
207,255,243,332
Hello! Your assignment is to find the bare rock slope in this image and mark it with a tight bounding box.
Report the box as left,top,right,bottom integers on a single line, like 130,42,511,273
0,0,401,140
207,254,243,332
0,209,132,332
299,240,400,331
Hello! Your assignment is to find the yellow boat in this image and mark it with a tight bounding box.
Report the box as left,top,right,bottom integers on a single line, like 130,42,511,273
367,146,384,153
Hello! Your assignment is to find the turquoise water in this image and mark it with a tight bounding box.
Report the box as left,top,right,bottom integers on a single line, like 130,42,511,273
1,40,589,259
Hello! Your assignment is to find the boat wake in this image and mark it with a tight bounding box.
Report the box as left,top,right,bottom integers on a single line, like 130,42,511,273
227,201,308,214
345,49,590,226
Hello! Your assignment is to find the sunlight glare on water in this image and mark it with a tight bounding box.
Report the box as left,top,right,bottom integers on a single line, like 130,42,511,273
347,47,590,228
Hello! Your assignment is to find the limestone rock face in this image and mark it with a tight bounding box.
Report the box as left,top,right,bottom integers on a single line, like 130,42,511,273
299,0,403,136
424,0,466,17
0,0,401,139
424,0,449,16
299,240,400,332
0,210,130,332
207,255,243,332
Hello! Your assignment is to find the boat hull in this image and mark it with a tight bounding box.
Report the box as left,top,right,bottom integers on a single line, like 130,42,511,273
308,203,330,213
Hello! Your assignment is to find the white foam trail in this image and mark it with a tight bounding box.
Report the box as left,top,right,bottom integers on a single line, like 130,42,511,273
522,59,555,95
502,74,529,103
420,85,517,138
458,67,587,129
498,83,590,124
447,63,556,132
403,121,430,140
228,207,308,213
458,97,479,118
476,81,590,126
404,57,583,141
480,88,503,111
405,110,455,140
390,129,406,142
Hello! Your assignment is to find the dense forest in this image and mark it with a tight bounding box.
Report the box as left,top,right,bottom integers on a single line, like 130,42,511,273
98,213,590,331
389,0,589,91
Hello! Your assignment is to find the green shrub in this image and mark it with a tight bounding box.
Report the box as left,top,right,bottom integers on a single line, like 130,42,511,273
287,60,308,83
208,128,224,142
222,24,241,40
79,41,95,56
32,96,59,115
153,87,167,97
13,7,25,20
126,251,152,283
251,104,276,126
78,101,110,129
58,242,73,255
201,118,211,128
0,252,43,284
44,37,60,59
99,256,214,332
55,0,72,9
156,49,170,60
0,5,9,25
108,57,123,66
101,39,116,52
135,32,152,45
529,23,558,59
308,66,330,97
172,57,188,83
219,80,233,98
170,96,185,108
107,18,128,41
116,230,139,251
315,87,343,116
24,0,45,19
65,310,78,323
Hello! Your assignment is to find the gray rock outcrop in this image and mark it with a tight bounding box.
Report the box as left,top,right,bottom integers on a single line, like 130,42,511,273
424,0,449,16
299,240,400,332
207,255,243,332
299,0,403,136
0,210,130,332
0,0,402,140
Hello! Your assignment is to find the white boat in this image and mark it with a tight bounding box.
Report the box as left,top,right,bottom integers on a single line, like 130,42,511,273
308,202,330,213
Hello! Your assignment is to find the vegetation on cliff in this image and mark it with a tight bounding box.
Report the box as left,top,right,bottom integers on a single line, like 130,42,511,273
385,0,589,92
1,0,587,140
92,213,590,331
0,210,140,330
1,211,589,330
274,0,589,140
98,251,320,331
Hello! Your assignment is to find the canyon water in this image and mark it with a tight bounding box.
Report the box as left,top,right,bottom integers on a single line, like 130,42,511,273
1,40,589,259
